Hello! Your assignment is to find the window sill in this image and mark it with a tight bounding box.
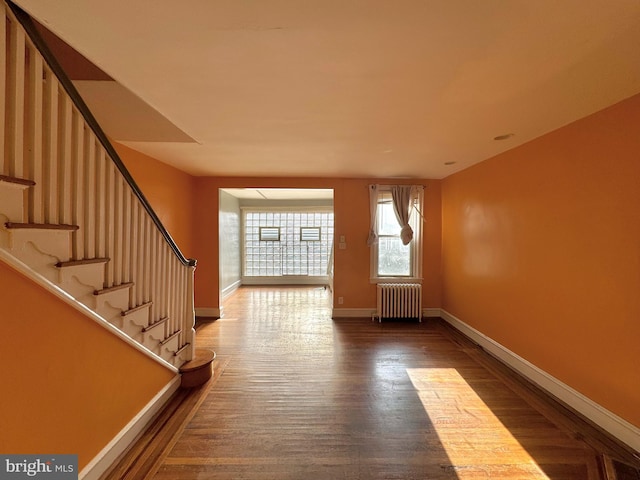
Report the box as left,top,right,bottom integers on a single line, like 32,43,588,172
370,277,423,284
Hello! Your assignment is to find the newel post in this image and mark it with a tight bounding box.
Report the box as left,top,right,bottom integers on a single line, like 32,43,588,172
185,263,197,362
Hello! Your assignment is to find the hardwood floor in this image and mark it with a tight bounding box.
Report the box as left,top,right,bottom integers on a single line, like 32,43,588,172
147,286,635,479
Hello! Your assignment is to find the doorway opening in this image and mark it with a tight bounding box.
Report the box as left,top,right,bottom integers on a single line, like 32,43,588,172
219,188,334,317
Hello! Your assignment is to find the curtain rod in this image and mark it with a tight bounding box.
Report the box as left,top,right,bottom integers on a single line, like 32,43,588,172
368,184,425,189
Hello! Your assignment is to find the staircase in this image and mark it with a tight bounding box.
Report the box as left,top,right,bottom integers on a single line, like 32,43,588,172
0,162,192,369
0,3,196,368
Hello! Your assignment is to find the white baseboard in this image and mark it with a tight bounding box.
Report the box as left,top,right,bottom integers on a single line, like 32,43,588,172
440,309,640,453
332,308,376,319
79,375,181,480
221,280,241,300
332,307,441,320
195,307,220,318
242,276,330,286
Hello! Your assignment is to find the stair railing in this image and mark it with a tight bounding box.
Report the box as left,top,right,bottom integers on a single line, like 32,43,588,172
1,1,196,365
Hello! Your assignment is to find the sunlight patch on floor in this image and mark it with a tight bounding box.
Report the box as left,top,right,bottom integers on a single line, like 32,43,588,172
406,367,548,477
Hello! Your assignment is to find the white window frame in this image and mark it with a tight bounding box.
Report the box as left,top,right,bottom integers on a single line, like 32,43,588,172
370,186,423,283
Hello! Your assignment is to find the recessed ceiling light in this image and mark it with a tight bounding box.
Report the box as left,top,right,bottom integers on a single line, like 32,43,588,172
494,133,514,141
444,161,456,165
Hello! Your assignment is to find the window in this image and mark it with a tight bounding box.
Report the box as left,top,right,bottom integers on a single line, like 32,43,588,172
259,227,280,241
377,199,411,276
370,186,423,282
300,227,321,242
244,210,333,277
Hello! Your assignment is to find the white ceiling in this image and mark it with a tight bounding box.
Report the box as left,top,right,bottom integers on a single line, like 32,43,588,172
14,0,640,179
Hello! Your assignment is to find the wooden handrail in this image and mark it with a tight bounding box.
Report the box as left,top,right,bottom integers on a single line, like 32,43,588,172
7,1,196,268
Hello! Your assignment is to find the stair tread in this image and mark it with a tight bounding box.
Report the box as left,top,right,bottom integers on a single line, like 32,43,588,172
5,221,79,231
122,301,153,316
56,257,110,268
0,174,35,187
174,343,191,356
142,317,169,332
94,282,134,295
160,330,182,346
179,348,215,372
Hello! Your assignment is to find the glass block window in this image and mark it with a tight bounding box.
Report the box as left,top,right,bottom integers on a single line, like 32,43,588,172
244,210,334,277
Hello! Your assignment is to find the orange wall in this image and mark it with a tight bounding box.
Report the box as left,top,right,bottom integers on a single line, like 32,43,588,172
441,93,640,427
113,142,197,259
193,176,442,311
0,260,176,468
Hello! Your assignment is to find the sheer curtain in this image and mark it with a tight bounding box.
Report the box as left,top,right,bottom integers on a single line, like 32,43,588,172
367,184,378,246
391,185,414,245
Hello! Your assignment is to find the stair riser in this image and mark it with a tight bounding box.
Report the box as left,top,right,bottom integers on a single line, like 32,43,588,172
57,263,106,300
142,324,166,352
94,289,131,323
2,234,69,284
141,335,162,353
174,341,193,367
5,229,72,264
0,183,28,223
144,322,167,340
160,336,180,363
121,307,151,340
0,215,8,250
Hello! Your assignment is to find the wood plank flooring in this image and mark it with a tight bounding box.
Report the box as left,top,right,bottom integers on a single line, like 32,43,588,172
148,286,636,479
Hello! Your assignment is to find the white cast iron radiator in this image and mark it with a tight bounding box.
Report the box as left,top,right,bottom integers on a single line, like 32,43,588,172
375,283,422,322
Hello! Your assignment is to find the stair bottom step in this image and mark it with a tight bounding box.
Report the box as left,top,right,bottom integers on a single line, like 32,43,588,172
179,348,216,388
